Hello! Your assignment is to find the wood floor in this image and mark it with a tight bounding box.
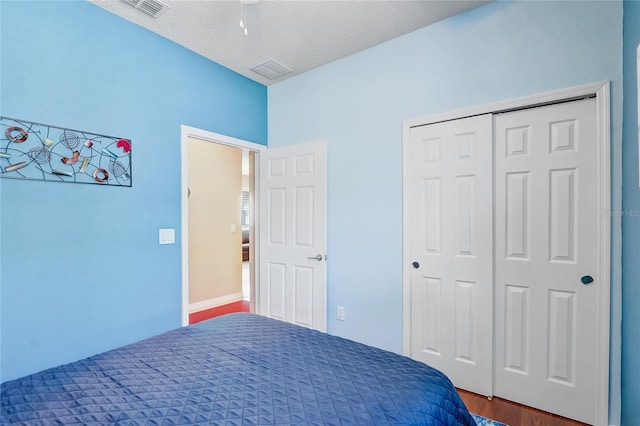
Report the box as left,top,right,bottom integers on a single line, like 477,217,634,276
189,300,250,324
457,390,588,426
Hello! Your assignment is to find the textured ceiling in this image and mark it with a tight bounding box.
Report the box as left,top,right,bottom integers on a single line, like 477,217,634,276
90,0,490,86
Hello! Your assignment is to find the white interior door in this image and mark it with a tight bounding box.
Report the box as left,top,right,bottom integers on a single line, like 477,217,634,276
493,98,603,424
407,114,493,396
259,140,327,331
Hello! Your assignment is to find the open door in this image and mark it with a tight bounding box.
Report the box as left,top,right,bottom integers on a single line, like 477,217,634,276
259,140,327,331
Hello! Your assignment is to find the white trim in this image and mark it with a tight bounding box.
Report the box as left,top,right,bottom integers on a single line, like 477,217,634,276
404,81,608,129
594,82,611,426
401,126,412,357
402,81,610,425
188,292,245,314
181,125,266,152
250,151,260,316
180,125,266,327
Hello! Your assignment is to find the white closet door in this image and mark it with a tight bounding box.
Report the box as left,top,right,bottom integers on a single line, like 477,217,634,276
493,98,600,424
408,114,493,396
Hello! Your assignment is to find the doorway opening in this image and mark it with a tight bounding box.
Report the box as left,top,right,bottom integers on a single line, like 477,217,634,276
180,125,265,327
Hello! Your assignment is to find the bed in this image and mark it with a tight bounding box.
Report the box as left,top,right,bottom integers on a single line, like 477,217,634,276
1,313,475,425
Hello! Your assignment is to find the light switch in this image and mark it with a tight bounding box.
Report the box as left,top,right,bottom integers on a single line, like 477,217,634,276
159,228,175,245
231,224,237,233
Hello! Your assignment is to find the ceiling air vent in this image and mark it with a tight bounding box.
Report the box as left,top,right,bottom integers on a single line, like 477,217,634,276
121,0,170,18
250,60,293,81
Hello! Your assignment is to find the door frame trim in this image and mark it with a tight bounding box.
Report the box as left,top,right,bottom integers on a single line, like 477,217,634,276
180,125,266,327
401,81,610,425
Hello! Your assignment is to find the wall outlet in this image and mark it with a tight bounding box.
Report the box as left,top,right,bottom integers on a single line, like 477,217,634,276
336,306,345,321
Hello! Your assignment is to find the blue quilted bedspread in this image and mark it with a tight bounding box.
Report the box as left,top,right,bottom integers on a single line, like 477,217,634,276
1,313,475,425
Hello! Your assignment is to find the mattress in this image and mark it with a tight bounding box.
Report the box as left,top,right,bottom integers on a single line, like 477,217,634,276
1,313,475,425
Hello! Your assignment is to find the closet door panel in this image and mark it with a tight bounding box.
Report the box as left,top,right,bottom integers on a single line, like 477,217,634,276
408,114,493,396
493,98,600,425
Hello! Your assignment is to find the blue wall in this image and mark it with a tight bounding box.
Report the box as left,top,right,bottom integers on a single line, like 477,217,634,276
0,0,267,381
268,1,623,423
2,0,634,423
622,1,640,423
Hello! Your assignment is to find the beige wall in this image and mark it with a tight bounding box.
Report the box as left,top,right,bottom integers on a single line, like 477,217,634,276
188,137,242,304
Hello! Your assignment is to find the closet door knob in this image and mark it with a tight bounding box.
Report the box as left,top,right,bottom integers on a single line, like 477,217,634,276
581,275,594,285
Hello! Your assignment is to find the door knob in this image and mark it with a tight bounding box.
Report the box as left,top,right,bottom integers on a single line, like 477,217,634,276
308,254,323,261
412,261,420,269
581,275,594,285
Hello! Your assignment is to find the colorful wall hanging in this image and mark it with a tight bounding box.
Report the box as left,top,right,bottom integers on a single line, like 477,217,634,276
0,117,132,187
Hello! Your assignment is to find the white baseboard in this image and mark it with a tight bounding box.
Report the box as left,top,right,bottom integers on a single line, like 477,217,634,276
189,292,244,314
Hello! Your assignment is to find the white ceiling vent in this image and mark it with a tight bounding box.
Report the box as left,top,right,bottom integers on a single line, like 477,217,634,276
121,0,170,18
250,60,293,81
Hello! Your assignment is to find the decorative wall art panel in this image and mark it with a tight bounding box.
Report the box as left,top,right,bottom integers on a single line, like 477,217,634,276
0,117,132,187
